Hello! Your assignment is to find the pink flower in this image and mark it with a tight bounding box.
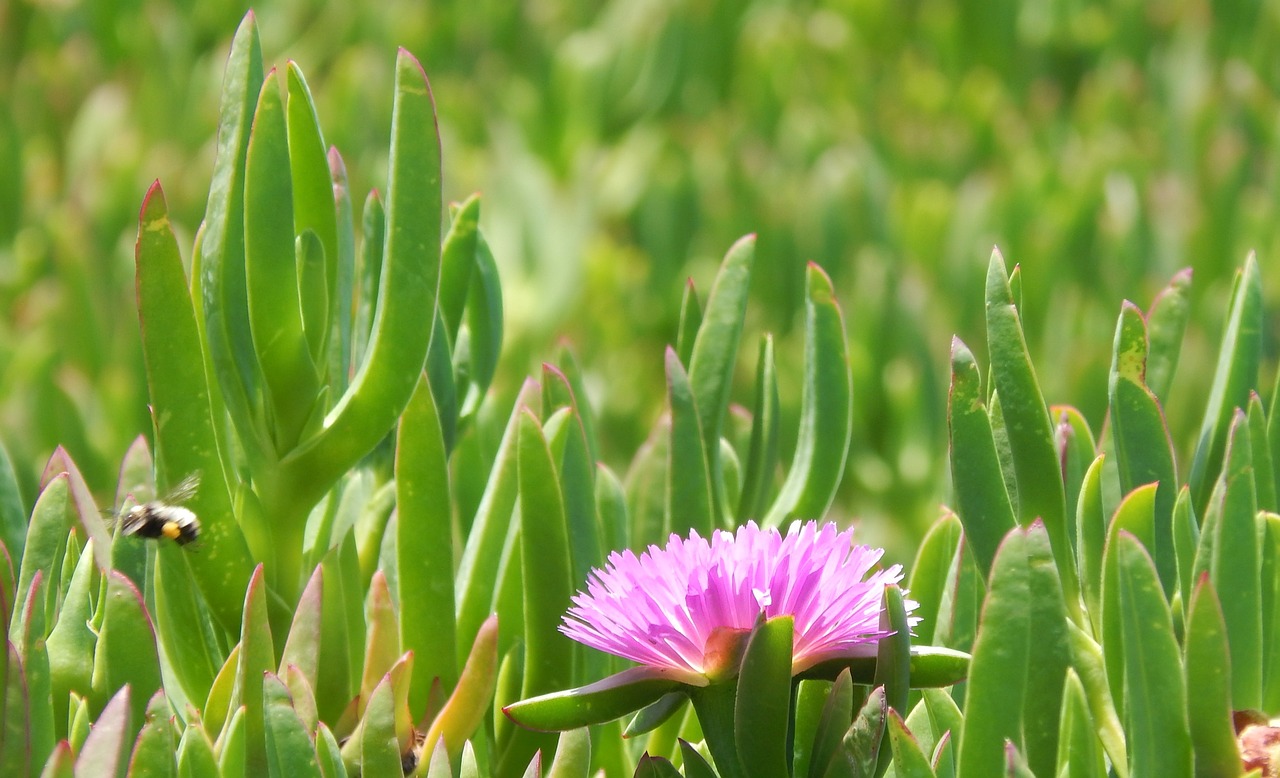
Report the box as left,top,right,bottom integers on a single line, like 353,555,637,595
560,521,915,677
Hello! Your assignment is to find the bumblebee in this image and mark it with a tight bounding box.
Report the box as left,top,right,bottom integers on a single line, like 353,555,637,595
119,473,201,546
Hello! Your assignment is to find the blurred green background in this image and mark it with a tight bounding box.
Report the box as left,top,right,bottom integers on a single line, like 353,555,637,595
2,0,1277,560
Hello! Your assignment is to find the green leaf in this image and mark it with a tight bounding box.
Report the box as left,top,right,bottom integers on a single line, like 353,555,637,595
129,691,178,778
285,62,339,359
927,540,983,656
13,474,70,639
873,587,912,777
946,337,1016,580
1144,268,1191,403
77,685,131,778
1053,405,1096,547
315,723,347,778
281,48,442,503
263,672,322,778
844,686,887,778
456,380,539,666
762,263,853,527
0,439,26,565
438,194,481,345
1021,523,1071,778
135,183,254,633
352,191,385,369
46,538,97,741
396,374,456,717
908,514,963,655
982,250,1080,624
1054,670,1104,778
505,664,706,733
279,566,323,697
15,571,53,770
297,230,330,369
91,571,161,728
736,616,794,778
793,679,833,778
688,235,754,526
807,671,853,778
887,709,937,778
359,571,401,708
1189,256,1262,513
426,614,498,762
956,526,1029,777
1108,301,1178,594
458,231,504,419
665,348,715,538
679,739,718,778
357,675,402,777
38,742,74,778
217,706,248,778
675,279,702,367
1248,393,1276,513
545,728,591,778
624,693,686,740
326,148,356,399
1182,576,1239,777
233,565,276,776
244,67,320,451
1172,487,1199,624
1262,514,1280,714
176,722,221,778
198,11,268,473
1076,456,1106,636
738,335,780,522
315,534,364,723
1204,411,1263,709
1113,533,1192,777
154,544,223,710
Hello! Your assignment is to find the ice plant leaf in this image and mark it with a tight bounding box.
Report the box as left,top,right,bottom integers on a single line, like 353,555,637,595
505,665,706,732
91,571,161,729
739,334,780,523
806,670,854,778
1108,302,1178,594
947,336,1016,577
666,347,715,538
873,586,911,776
1189,255,1262,514
983,250,1082,624
76,685,130,778
135,182,253,633
762,263,852,528
177,723,221,778
688,235,754,526
234,565,275,776
155,542,223,708
129,690,178,777
396,372,456,716
263,673,322,778
1055,670,1104,778
1182,575,1239,777
624,692,686,738
438,194,481,345
1144,267,1191,403
279,47,442,502
1114,532,1192,777
545,728,591,778
908,514,963,653
887,709,936,778
844,685,887,778
735,616,794,778
676,278,702,367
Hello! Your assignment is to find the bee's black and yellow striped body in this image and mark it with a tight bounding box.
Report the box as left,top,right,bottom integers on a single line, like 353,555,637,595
120,503,201,546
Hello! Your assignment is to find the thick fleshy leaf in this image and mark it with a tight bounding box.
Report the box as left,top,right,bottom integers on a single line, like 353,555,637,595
738,335,780,522
665,348,714,538
0,440,25,566
675,279,702,367
13,474,71,638
505,663,706,733
947,337,1015,577
1113,533,1192,777
154,544,222,709
135,183,254,633
544,728,590,778
688,235,754,526
1182,576,1239,777
735,616,794,778
982,250,1080,623
1249,394,1276,514
1055,670,1104,778
873,587,911,777
1188,256,1262,513
46,539,97,741
245,67,320,451
315,723,346,778
315,534,364,724
77,686,131,778
357,675,402,777
396,373,456,717
762,263,852,527
218,706,247,778
887,709,936,778
263,672,322,778
843,686,887,778
38,741,74,778
233,565,275,776
15,571,52,769
427,614,498,762
1144,267,1191,403
1059,628,1126,778
128,691,178,778
1075,455,1106,635
176,721,221,778
359,572,401,713
806,670,853,778
279,566,323,692
496,413,577,775
91,571,161,728
456,380,538,665
1109,302,1178,593
1262,514,1280,713
1052,405,1096,543
457,231,504,420
438,195,480,344
279,48,442,504
1204,412,1262,709
907,515,962,665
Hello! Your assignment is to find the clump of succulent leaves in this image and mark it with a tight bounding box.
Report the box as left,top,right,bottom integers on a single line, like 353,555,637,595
4,8,1280,778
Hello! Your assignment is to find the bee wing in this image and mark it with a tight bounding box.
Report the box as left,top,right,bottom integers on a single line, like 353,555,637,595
163,472,202,505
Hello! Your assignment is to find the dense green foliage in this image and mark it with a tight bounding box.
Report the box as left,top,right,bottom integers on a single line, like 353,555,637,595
5,1,1280,558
